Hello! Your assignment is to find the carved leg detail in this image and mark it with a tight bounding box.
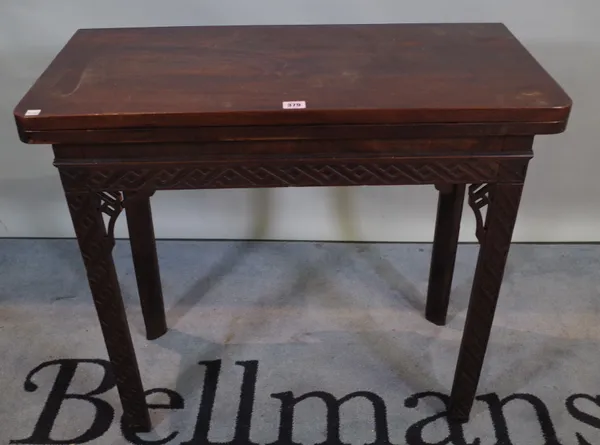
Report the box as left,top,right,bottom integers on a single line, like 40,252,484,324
449,183,524,422
468,184,490,243
426,184,465,325
64,191,151,432
124,192,168,340
98,191,124,248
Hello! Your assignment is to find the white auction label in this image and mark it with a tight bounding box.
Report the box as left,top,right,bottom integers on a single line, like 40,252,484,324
282,101,306,109
25,109,42,116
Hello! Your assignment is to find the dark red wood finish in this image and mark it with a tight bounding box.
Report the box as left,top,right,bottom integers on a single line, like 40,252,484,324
14,23,571,432
15,23,570,141
450,182,526,420
426,184,466,325
64,192,150,431
124,192,167,341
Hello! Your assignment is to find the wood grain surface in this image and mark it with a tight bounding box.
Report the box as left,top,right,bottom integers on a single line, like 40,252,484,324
15,23,571,136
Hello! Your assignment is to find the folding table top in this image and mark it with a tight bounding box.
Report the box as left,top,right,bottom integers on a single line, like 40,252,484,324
15,23,571,141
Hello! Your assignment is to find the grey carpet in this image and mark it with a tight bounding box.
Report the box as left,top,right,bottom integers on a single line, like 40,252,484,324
1,239,599,444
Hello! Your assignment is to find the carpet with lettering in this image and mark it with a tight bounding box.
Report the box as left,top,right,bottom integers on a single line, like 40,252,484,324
1,240,599,444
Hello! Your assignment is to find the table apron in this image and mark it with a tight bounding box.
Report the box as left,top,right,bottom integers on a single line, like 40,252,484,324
55,153,531,192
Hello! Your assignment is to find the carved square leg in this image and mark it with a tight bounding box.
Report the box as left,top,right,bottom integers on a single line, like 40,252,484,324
448,182,525,422
124,192,168,340
426,184,465,325
63,191,151,432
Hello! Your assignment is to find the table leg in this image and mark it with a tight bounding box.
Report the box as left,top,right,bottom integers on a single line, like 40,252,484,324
448,182,524,422
125,193,168,340
64,191,151,432
425,184,465,325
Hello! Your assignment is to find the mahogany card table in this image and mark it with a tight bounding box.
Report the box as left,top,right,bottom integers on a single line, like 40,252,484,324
14,23,571,431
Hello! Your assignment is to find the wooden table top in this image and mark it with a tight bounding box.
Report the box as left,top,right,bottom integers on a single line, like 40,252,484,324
15,23,571,135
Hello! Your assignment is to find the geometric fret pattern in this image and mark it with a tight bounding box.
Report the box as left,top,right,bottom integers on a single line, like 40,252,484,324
97,191,123,249
468,184,491,243
58,158,528,192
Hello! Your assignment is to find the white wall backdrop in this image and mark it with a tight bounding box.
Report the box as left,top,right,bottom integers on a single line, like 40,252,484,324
0,1,597,241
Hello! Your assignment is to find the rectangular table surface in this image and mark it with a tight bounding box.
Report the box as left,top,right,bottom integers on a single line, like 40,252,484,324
15,23,571,136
